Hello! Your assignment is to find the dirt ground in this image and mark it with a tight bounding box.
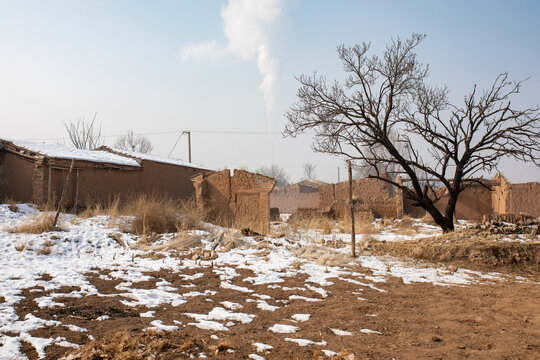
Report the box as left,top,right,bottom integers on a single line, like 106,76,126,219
12,264,540,360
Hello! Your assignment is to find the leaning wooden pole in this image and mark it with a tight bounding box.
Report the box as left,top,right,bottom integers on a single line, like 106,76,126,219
347,160,356,257
53,159,75,227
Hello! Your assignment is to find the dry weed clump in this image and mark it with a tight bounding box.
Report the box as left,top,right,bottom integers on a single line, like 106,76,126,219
37,240,54,255
421,212,436,225
4,197,19,212
288,213,335,234
79,196,121,219
390,215,417,235
77,194,207,236
342,211,377,235
9,212,60,234
62,330,226,359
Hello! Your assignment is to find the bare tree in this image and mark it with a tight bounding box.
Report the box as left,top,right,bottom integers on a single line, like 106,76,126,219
285,34,540,232
114,129,153,154
64,112,103,150
256,165,290,187
303,162,316,179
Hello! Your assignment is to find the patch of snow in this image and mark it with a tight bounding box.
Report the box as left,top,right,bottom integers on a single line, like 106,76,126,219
185,307,255,324
289,295,322,302
220,281,253,293
188,320,229,331
268,324,298,334
140,311,155,318
148,320,179,332
248,354,265,360
291,313,311,322
284,338,327,347
330,328,352,336
360,328,382,335
255,300,280,311
220,301,243,310
252,342,274,352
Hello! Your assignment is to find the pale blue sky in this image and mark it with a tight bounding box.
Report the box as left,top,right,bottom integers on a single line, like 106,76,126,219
1,0,539,182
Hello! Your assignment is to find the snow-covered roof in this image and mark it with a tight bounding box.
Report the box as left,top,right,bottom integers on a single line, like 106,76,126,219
101,146,211,171
1,139,141,167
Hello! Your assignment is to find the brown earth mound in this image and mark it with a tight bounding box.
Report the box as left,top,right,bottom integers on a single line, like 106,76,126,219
369,229,540,280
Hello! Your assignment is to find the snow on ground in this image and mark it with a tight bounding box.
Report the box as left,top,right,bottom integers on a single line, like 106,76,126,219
0,204,524,359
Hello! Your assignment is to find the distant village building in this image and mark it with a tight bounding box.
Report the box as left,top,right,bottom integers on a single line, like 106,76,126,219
270,179,325,213
271,175,540,221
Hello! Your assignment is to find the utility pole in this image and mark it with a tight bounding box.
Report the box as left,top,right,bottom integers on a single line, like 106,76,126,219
337,167,340,183
347,160,356,257
186,130,191,163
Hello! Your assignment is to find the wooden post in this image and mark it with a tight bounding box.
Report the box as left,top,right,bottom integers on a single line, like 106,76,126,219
53,159,75,227
73,169,79,213
347,160,356,257
47,165,52,203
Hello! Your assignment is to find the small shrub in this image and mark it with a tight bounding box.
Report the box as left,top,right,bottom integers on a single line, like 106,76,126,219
9,213,59,234
14,242,26,251
37,244,53,255
5,198,18,213
421,212,436,225
79,196,121,218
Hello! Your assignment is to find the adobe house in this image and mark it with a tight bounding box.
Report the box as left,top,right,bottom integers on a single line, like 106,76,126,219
270,179,324,213
191,169,276,234
98,146,211,201
0,139,210,208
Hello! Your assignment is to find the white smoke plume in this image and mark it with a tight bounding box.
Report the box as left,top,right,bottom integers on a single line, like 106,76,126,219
181,0,282,146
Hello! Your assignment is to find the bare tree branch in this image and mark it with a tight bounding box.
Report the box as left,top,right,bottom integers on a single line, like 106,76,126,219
63,112,103,150
114,129,153,154
284,34,540,232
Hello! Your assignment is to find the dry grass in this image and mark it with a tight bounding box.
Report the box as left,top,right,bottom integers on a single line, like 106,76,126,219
9,212,60,234
37,242,53,255
288,214,335,234
342,211,377,235
62,330,221,359
78,194,207,237
389,215,417,236
79,196,121,218
14,242,26,251
4,197,19,213
421,212,437,225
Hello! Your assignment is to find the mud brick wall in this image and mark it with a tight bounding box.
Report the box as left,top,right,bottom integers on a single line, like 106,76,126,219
192,169,276,234
435,186,493,221
318,184,336,211
505,182,540,217
334,178,397,218
31,157,48,204
0,151,35,202
270,184,319,213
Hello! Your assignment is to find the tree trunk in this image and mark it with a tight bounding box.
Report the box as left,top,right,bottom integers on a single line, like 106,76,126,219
424,201,455,233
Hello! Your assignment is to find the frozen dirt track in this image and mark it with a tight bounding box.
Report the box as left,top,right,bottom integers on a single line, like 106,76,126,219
1,205,539,359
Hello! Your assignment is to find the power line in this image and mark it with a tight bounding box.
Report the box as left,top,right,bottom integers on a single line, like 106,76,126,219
22,129,283,141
